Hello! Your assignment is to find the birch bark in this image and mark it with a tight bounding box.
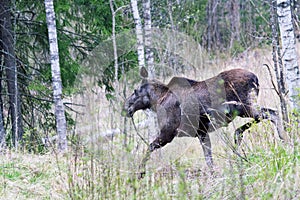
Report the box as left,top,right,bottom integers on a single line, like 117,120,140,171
110,0,119,83
270,0,289,127
143,0,154,79
45,0,67,151
0,57,6,149
277,0,300,109
130,0,146,77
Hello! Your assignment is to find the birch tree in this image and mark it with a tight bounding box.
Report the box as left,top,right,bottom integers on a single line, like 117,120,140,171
45,0,67,151
270,0,289,127
130,0,146,77
110,0,119,84
109,0,127,86
143,0,155,79
0,55,6,150
277,0,300,109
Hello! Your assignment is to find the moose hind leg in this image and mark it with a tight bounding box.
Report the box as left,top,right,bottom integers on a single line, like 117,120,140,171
259,107,284,141
198,132,213,168
234,107,284,146
234,120,257,146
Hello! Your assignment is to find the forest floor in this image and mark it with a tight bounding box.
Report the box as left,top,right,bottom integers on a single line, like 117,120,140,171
1,46,300,199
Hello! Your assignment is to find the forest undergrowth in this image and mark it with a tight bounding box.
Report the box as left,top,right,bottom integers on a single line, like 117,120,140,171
0,120,299,200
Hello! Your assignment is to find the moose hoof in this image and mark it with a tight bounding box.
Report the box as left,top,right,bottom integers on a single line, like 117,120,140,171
138,171,146,179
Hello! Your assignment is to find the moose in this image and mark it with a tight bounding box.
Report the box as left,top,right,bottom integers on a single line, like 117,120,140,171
123,68,284,178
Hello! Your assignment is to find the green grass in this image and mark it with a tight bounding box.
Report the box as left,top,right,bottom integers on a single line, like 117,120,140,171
0,153,65,199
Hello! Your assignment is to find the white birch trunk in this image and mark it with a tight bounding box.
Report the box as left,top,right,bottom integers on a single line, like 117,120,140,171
110,0,119,83
45,0,67,151
0,59,5,150
130,0,146,76
143,0,155,79
277,0,300,109
270,0,289,126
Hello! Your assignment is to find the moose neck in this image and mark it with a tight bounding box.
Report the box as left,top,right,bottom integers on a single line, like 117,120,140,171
148,83,169,107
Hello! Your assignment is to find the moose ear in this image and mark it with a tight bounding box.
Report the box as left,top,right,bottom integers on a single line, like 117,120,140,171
140,66,148,78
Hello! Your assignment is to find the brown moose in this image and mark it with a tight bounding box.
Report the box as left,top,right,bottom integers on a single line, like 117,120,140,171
123,68,283,178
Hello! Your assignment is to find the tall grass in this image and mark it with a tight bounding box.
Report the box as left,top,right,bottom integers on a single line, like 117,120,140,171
1,115,298,199
65,116,300,200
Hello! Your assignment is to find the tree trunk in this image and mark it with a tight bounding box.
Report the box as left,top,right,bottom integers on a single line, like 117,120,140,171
205,0,220,52
229,0,240,48
0,5,4,149
270,0,289,127
0,0,23,148
0,53,6,150
45,0,67,151
143,0,155,79
130,0,146,76
277,0,300,110
110,0,119,83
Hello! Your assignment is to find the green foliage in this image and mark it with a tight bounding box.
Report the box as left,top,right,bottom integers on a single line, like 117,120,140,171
97,50,139,97
230,40,246,56
11,0,135,150
152,0,208,43
22,128,48,154
0,163,22,181
0,154,55,199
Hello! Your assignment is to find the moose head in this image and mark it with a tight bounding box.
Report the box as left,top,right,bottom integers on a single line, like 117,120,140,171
123,82,152,117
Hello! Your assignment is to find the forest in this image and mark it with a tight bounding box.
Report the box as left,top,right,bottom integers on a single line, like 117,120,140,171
0,0,300,199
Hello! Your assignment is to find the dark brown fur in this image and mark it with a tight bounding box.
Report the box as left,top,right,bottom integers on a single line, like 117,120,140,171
124,68,283,178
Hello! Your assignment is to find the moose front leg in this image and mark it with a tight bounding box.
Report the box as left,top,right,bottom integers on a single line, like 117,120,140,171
138,127,178,179
138,148,152,179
